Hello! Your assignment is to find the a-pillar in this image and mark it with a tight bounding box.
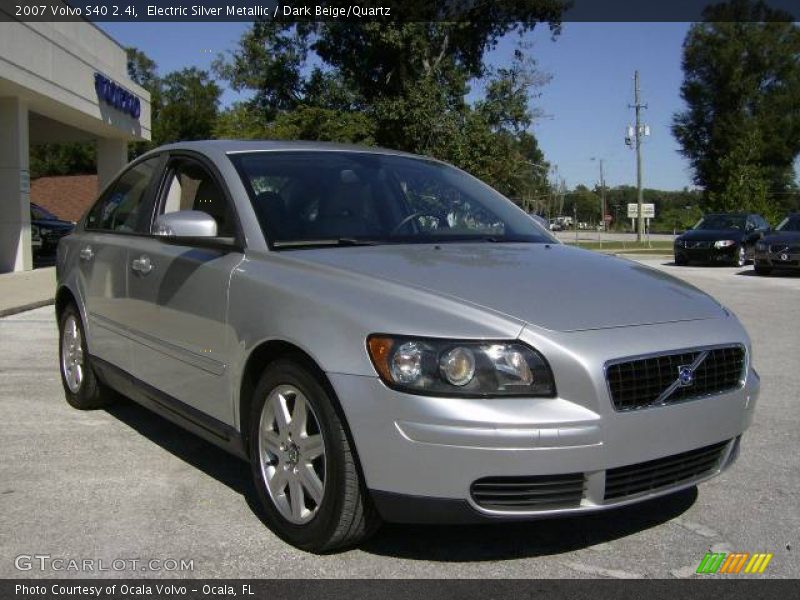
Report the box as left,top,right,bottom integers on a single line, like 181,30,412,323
96,137,128,193
0,97,31,273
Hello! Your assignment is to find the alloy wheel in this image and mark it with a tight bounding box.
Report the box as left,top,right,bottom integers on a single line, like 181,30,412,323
61,315,84,393
258,384,326,524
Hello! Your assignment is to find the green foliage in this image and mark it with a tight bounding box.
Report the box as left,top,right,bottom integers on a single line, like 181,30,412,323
154,68,221,144
30,143,96,179
214,5,565,204
672,0,800,214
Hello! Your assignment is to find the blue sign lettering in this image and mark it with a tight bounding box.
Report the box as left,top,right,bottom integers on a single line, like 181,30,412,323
94,73,141,120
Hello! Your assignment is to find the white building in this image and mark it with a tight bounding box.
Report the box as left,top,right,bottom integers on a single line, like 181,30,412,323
0,15,151,272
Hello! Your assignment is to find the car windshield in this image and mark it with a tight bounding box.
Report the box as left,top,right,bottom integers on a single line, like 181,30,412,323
776,215,800,232
229,151,556,247
31,204,58,221
693,215,747,231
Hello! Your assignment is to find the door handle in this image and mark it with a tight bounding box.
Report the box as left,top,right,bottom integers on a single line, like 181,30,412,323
79,246,94,261
131,255,153,275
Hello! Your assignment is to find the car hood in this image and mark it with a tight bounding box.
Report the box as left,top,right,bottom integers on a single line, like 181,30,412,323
288,243,726,332
763,232,800,245
678,229,745,242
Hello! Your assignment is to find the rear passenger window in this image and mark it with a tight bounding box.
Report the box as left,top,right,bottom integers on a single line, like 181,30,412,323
86,158,158,232
159,159,235,237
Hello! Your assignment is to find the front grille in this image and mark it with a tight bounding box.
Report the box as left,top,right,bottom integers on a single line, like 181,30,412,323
471,473,584,511
604,440,729,501
606,346,745,411
770,245,800,254
686,241,710,249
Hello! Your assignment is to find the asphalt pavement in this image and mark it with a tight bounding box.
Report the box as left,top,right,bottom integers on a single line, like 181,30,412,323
0,258,797,579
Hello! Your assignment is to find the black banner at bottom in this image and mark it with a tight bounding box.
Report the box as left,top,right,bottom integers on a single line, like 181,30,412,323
2,580,798,600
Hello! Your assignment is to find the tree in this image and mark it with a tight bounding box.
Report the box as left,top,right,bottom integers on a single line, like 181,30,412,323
672,0,800,214
126,49,222,155
154,68,221,144
214,4,565,203
30,143,96,179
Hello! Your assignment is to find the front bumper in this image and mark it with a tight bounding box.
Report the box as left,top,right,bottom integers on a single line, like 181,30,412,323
329,319,759,523
675,244,740,264
755,248,800,269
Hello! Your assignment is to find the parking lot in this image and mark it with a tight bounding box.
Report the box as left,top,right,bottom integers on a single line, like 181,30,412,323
0,258,797,579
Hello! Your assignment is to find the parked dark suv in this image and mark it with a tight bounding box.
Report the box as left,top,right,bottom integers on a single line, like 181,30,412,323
753,213,800,275
674,213,770,267
31,203,75,264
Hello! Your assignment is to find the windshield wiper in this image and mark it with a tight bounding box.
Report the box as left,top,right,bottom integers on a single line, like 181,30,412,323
273,238,380,249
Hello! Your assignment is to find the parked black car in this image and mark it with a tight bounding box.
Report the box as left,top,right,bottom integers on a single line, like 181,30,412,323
753,213,800,276
31,203,75,261
674,213,770,267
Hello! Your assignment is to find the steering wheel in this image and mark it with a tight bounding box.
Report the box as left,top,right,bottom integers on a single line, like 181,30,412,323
390,211,444,235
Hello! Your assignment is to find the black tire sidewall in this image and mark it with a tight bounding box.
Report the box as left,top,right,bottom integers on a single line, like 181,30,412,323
248,360,351,551
58,304,96,408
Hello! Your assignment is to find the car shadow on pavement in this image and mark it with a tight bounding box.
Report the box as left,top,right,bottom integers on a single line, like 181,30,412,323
361,489,697,561
105,399,698,560
104,401,255,498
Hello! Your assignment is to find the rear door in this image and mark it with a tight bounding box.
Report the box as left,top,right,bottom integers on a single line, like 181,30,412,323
126,153,244,425
78,155,162,371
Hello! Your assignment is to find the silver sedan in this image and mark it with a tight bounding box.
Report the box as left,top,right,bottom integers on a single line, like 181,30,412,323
56,141,759,552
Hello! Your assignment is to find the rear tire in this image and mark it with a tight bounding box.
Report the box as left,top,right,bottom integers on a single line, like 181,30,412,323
58,303,115,410
248,359,380,552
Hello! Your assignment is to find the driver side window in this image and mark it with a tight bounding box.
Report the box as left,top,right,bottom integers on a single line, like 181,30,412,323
159,159,235,237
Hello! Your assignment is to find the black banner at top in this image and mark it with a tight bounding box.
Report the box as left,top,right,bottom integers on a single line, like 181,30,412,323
1,0,798,22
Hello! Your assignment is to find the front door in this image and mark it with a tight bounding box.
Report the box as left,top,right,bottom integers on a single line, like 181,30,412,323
126,155,243,425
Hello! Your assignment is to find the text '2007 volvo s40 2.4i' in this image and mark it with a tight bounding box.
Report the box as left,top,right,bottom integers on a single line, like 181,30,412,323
56,141,760,552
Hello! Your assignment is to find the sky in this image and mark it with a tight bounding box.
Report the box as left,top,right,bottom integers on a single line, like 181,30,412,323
100,21,698,191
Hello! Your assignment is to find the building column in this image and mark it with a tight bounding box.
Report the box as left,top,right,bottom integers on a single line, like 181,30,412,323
0,97,32,273
96,138,128,193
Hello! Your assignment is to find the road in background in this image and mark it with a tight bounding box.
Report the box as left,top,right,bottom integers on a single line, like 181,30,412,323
0,260,796,578
555,231,675,243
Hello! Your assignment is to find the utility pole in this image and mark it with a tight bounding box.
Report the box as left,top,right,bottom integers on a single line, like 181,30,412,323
630,70,647,242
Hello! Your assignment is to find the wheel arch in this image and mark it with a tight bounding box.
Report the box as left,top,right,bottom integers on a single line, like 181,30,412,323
238,339,359,463
55,285,78,322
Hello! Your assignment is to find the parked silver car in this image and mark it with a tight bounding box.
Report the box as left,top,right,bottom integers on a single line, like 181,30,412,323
56,141,759,552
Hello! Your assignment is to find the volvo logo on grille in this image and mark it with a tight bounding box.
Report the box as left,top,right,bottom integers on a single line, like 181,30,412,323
677,365,695,387
651,350,710,406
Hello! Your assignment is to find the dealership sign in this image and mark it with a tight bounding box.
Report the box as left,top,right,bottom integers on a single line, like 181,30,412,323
94,73,141,119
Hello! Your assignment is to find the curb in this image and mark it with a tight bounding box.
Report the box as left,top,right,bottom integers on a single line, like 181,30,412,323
0,298,55,318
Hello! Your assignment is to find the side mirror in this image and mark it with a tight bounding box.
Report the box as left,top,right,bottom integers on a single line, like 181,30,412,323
154,210,217,238
153,210,241,252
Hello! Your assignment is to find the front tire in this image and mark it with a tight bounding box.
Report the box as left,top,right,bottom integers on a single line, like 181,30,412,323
674,253,688,266
755,263,772,276
58,304,115,410
249,359,379,552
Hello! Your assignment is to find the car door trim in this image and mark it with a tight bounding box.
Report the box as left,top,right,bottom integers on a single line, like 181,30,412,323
90,313,227,376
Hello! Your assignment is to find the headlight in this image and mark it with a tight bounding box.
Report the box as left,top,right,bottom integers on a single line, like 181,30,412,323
674,239,684,247
714,240,736,248
39,227,51,236
367,335,556,397
31,225,41,241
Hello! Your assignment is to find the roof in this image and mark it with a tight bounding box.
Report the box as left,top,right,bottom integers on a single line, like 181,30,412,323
151,139,424,158
30,175,97,222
